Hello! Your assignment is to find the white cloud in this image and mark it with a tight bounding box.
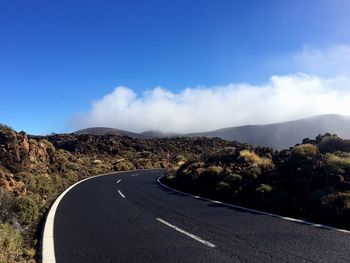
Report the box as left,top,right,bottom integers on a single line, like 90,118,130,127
71,45,350,133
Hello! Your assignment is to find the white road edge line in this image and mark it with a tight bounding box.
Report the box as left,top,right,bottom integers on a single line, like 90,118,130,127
42,169,162,263
117,189,126,198
130,173,138,177
117,179,122,184
157,177,350,234
42,171,119,263
156,218,216,248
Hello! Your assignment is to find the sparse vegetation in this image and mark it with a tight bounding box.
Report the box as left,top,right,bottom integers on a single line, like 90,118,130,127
0,189,16,222
0,223,23,263
239,149,274,169
16,196,41,225
290,143,319,161
163,134,350,230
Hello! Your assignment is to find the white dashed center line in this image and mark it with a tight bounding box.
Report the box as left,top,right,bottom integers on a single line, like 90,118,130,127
117,179,122,184
117,190,126,199
156,218,216,248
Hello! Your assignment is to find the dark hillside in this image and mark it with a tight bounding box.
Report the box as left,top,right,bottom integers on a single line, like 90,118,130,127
164,133,350,229
73,127,145,138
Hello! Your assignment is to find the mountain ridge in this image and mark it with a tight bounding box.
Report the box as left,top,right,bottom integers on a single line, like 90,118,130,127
74,114,350,150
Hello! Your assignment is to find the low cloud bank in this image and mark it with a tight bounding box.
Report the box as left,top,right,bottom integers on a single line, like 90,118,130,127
71,45,350,133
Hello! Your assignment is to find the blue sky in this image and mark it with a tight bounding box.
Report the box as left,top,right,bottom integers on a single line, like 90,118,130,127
1,0,350,134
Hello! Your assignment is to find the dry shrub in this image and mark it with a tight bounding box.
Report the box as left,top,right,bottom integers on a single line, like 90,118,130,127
0,223,23,263
239,150,274,170
291,144,319,161
326,153,350,170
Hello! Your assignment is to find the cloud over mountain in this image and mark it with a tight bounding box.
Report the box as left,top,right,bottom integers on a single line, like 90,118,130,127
71,46,350,133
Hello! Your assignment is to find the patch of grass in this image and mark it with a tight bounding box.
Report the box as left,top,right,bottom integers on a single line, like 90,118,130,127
28,175,54,196
223,174,242,187
240,150,260,163
322,192,350,212
205,165,224,176
242,165,261,182
0,189,16,222
239,150,274,170
325,153,350,172
136,158,153,169
291,144,319,161
16,196,41,225
0,223,23,263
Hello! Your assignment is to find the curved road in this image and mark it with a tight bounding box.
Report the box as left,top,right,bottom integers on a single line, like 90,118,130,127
50,169,350,262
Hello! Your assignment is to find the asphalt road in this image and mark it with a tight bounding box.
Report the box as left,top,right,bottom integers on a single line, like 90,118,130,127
53,169,350,263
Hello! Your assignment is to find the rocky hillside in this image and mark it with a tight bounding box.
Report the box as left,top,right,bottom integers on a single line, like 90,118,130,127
163,133,350,230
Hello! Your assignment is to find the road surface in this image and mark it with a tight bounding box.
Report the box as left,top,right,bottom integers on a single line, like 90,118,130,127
50,169,350,262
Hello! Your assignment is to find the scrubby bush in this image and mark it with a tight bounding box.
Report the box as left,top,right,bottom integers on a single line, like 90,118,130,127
62,171,79,184
239,150,274,170
0,223,23,263
174,154,185,163
216,173,243,199
114,159,135,171
0,189,16,222
317,135,350,153
187,162,205,171
255,184,272,194
24,175,54,196
35,176,53,195
240,150,260,164
223,174,242,187
153,160,167,168
189,165,225,194
23,247,36,260
205,165,224,176
321,192,350,213
16,196,41,225
50,173,67,189
196,167,206,176
65,161,81,171
324,153,350,175
317,192,350,226
251,184,274,209
92,159,102,165
290,144,319,162
257,157,274,170
165,172,177,182
137,158,153,169
242,165,261,182
177,162,205,181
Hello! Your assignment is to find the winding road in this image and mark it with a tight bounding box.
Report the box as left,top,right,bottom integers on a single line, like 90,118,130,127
43,169,350,262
